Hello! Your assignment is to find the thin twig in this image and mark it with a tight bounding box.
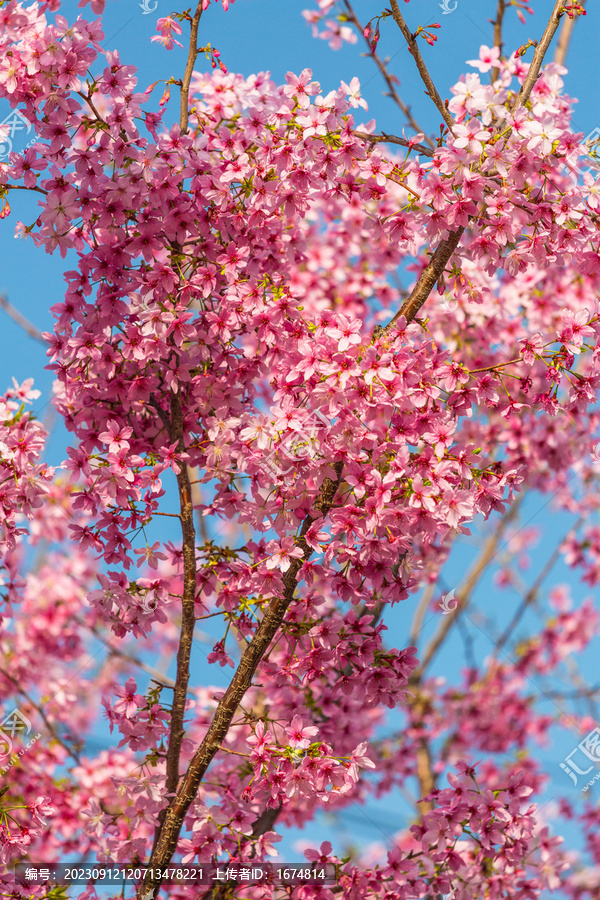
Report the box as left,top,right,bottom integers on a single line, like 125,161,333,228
554,0,586,66
342,0,435,150
5,184,47,195
76,617,176,689
388,0,455,132
411,496,524,682
354,131,434,158
0,294,45,344
0,667,81,764
493,517,584,656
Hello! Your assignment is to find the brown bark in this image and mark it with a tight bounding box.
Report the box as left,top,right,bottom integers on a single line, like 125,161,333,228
137,464,343,898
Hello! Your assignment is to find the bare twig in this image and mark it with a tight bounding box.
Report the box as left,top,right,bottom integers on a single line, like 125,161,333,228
493,517,584,656
411,496,524,682
0,294,45,344
76,616,176,689
388,0,455,132
0,667,81,765
342,0,435,150
554,0,586,66
354,131,434,158
5,184,47,195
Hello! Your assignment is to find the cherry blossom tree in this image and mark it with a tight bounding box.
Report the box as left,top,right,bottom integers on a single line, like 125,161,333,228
1,1,600,899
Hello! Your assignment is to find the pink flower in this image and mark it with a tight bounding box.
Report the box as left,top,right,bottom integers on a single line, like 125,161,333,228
452,119,491,155
466,44,501,73
133,541,167,570
98,420,133,453
112,677,144,719
265,537,304,573
151,17,184,50
342,76,369,109
286,715,319,750
526,117,562,155
80,800,107,839
346,741,376,781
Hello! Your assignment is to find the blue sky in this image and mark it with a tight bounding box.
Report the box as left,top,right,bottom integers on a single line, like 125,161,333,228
2,0,600,893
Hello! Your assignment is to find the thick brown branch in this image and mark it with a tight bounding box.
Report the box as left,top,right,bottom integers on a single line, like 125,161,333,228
511,0,569,113
490,0,506,83
388,0,455,132
137,463,344,899
180,3,203,134
375,227,464,337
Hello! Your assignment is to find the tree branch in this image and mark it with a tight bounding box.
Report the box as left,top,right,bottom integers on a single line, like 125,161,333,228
150,390,199,856
492,516,584,656
354,131,434,158
388,0,455,132
410,496,523,682
490,0,506,83
0,294,45,344
180,3,203,134
375,227,465,337
554,0,586,66
342,0,435,150
511,0,569,114
137,463,344,899
75,616,176,689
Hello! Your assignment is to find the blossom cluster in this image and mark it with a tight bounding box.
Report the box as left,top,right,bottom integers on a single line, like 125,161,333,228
1,0,600,897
